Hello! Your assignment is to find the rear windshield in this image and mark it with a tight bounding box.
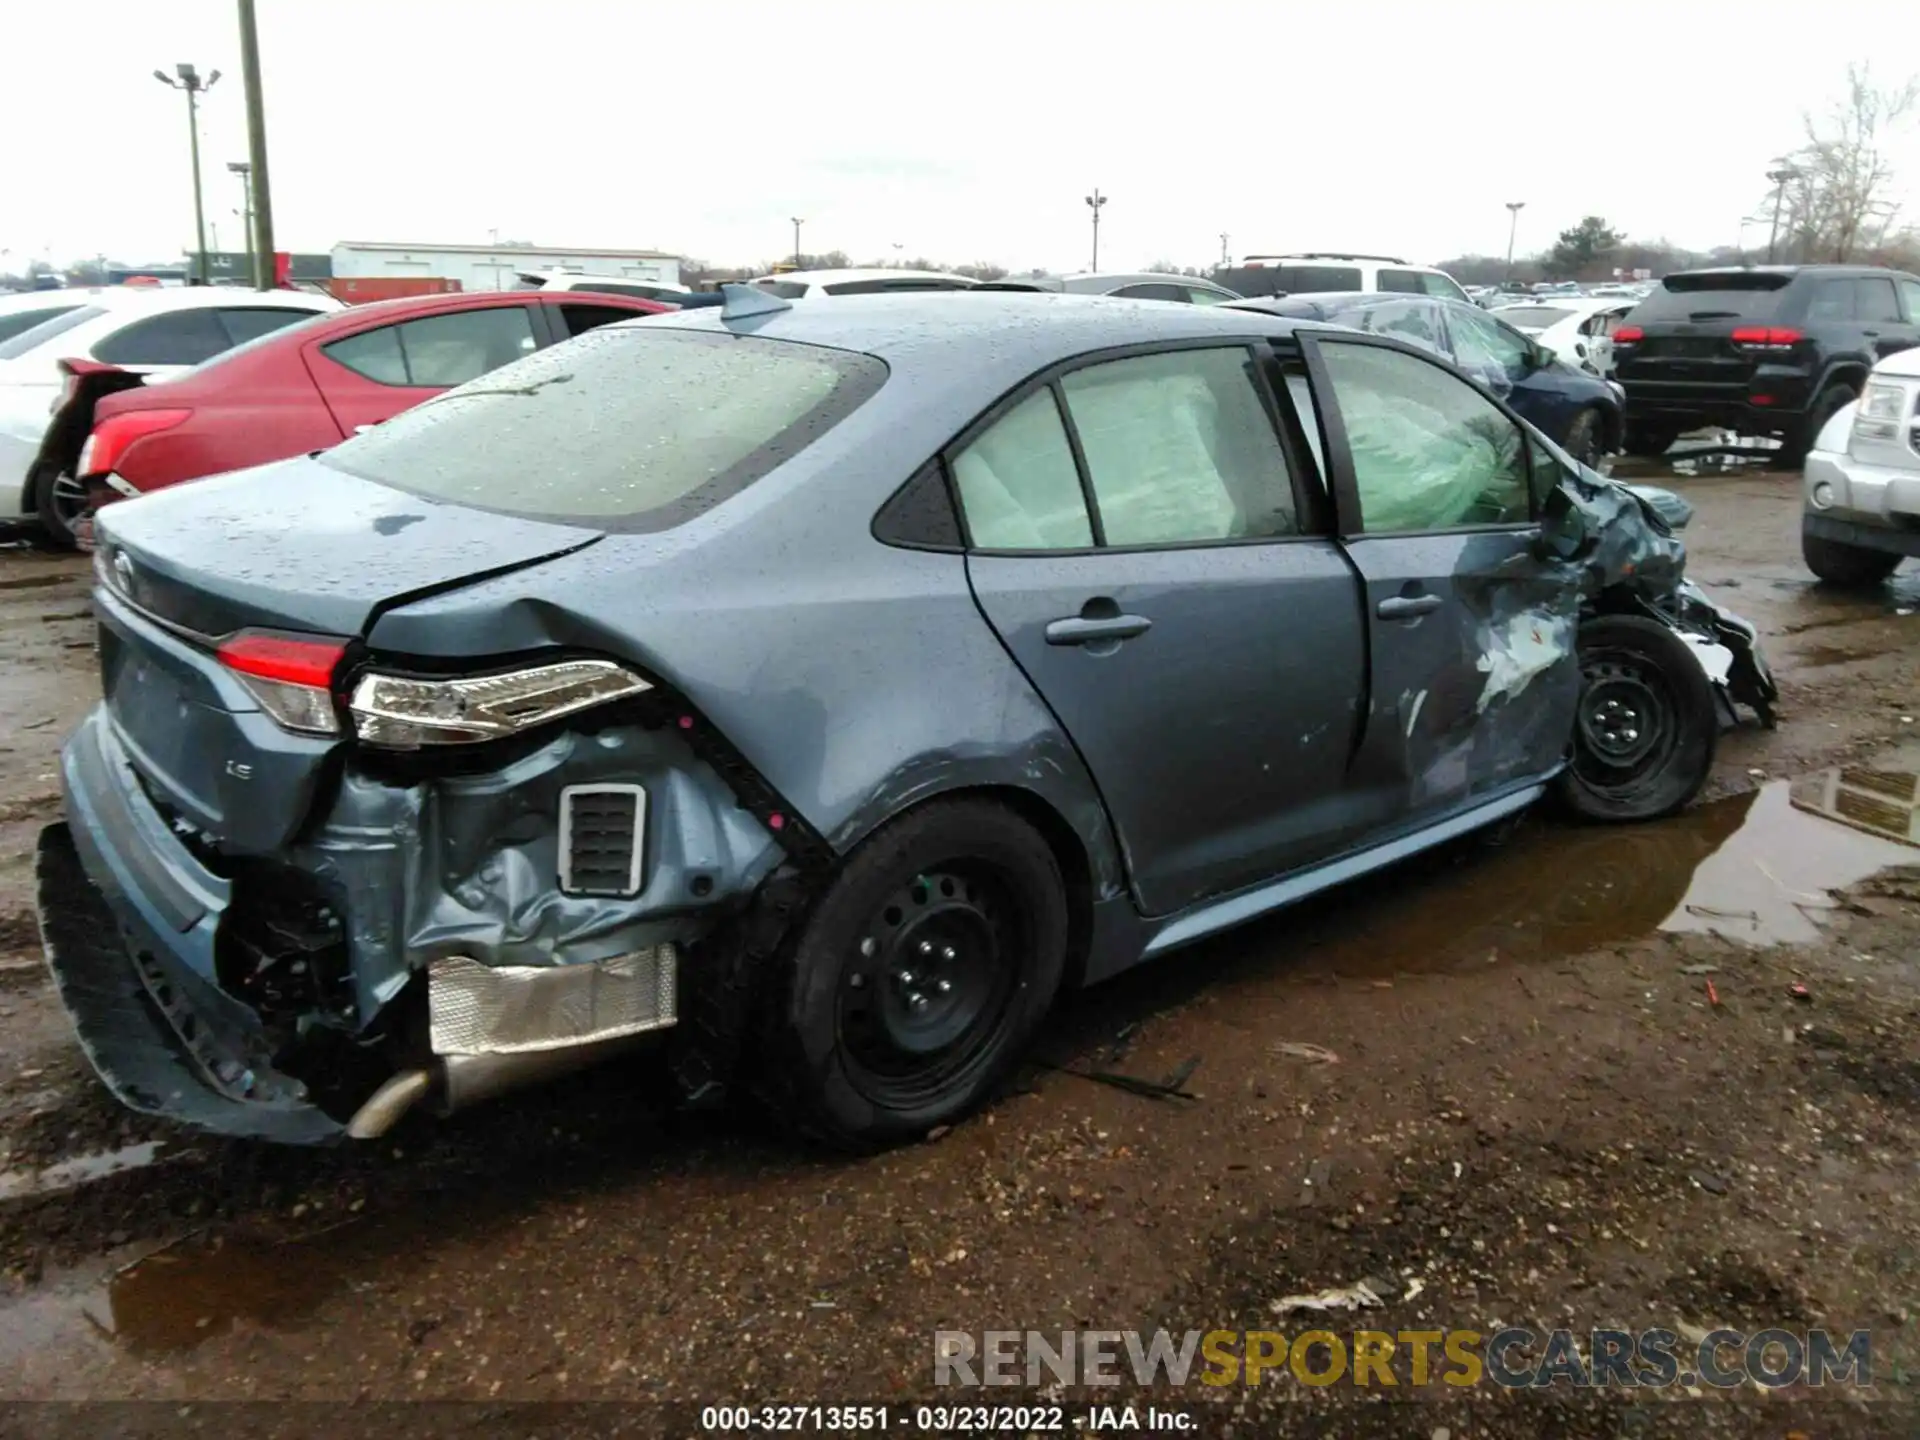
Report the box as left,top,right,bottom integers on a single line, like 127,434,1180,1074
1215,265,1363,298
821,278,973,295
753,281,810,299
320,328,887,531
1630,273,1792,323
1499,307,1574,330
0,305,104,360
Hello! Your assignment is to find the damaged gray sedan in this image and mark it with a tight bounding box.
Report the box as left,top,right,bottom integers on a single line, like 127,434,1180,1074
36,289,1774,1149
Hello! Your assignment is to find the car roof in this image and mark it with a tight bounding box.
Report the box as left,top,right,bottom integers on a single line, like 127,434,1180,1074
77,285,336,312
751,268,975,287
648,290,1301,380
0,290,91,313
1059,271,1235,292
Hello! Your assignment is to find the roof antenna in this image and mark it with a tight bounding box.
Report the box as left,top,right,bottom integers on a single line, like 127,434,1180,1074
719,282,793,322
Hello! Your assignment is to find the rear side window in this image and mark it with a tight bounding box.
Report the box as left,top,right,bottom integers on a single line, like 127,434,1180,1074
570,281,665,299
1630,273,1791,323
560,303,646,336
0,304,104,359
1806,280,1855,323
323,306,538,387
321,329,886,529
0,304,81,345
93,308,232,365
1111,282,1190,302
217,307,315,346
951,390,1092,550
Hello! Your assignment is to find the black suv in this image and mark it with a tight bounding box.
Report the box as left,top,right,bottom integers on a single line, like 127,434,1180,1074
1613,265,1920,461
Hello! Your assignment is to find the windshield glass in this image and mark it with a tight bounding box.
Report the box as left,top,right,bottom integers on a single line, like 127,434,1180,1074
0,305,104,360
0,304,81,345
320,329,887,531
1499,307,1575,331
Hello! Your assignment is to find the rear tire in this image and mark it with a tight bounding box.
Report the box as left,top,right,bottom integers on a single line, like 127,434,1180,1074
1803,525,1901,588
30,466,84,551
751,798,1068,1151
1780,383,1856,468
1556,614,1718,823
1622,422,1679,459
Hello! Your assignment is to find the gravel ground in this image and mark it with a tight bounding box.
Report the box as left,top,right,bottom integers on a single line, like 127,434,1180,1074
0,465,1918,1437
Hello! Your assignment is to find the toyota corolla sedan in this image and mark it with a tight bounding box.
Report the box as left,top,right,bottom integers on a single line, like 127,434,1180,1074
39,290,1770,1151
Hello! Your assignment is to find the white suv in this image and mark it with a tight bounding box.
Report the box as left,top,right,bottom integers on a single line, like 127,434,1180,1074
1222,252,1471,303
1801,346,1920,585
512,269,691,302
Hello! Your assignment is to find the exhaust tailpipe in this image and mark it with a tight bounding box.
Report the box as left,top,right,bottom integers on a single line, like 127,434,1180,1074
344,1034,650,1140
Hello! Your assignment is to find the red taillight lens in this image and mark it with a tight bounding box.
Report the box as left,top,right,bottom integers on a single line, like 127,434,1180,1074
1613,325,1643,344
217,631,346,687
79,408,193,479
216,631,348,735
1730,326,1803,348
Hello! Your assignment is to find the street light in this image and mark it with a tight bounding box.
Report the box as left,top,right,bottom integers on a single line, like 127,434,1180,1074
791,217,804,269
228,161,254,288
154,63,221,285
1504,201,1526,283
1766,165,1800,264
1085,189,1106,271
1219,232,1230,269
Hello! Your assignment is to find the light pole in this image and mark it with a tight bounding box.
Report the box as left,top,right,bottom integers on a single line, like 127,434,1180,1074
1766,165,1799,263
154,63,220,285
1219,233,1230,268
1085,189,1106,271
236,0,276,288
228,161,254,288
1503,201,1525,283
791,218,804,268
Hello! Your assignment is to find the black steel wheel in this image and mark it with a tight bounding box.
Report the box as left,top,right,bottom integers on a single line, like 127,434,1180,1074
752,798,1068,1150
1556,613,1718,822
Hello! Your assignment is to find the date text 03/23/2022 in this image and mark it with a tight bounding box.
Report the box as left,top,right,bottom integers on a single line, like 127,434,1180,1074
699,1404,1195,1431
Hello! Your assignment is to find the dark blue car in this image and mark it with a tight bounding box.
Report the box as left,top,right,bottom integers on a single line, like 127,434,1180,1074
1228,293,1623,468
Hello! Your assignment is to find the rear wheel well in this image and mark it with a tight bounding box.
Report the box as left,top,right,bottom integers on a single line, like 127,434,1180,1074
1817,364,1867,399
854,785,1097,996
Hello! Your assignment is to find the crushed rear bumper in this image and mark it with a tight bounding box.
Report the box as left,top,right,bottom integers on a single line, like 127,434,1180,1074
38,708,342,1143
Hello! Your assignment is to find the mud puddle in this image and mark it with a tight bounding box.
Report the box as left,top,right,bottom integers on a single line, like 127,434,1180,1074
80,1229,348,1354
1224,769,1918,989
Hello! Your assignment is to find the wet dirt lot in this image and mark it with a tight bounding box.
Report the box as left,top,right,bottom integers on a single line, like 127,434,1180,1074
1,466,1919,1438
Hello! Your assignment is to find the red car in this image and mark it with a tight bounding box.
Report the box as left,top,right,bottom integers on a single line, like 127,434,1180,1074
35,289,674,545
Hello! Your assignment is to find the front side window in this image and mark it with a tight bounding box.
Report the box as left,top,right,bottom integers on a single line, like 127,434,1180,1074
1855,277,1903,324
322,329,885,529
1446,305,1531,389
1059,348,1298,545
1315,341,1529,533
92,308,232,365
1185,286,1233,306
951,389,1093,550
1807,280,1855,323
1420,271,1470,301
1899,278,1920,321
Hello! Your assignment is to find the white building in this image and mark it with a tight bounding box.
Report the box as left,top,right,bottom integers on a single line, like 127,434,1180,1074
330,241,681,293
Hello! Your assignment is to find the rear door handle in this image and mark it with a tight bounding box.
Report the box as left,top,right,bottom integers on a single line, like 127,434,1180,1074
1045,614,1152,646
1376,594,1443,619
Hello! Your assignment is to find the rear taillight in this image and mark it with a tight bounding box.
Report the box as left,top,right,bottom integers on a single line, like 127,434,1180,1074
1612,325,1643,345
79,409,193,479
217,631,348,736
1729,326,1803,351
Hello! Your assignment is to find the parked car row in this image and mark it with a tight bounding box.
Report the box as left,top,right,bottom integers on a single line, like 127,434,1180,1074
38,283,1775,1152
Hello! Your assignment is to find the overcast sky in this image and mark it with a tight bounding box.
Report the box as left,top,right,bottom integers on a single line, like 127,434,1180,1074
4,1,1917,276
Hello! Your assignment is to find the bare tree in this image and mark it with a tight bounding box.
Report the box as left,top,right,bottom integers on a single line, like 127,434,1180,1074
1769,66,1918,262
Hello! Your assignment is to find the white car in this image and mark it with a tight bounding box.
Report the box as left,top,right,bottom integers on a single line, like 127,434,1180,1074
748,268,978,299
1224,253,1472,304
0,285,338,530
1801,346,1920,586
512,268,691,302
1490,297,1639,379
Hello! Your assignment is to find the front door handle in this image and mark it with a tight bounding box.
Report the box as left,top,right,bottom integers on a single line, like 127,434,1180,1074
1046,613,1152,646
1376,594,1443,620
